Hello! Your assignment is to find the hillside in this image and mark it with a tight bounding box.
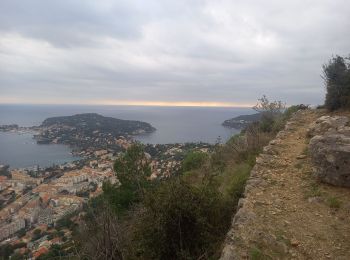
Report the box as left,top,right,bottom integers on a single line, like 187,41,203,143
222,113,262,129
41,113,156,135
221,109,350,259
35,113,156,150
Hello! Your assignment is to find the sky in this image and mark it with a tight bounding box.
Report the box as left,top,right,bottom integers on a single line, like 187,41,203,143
1,0,349,107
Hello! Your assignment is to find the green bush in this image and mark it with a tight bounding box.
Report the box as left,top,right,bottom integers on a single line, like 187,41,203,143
132,179,231,259
326,196,341,209
227,163,252,201
182,151,208,172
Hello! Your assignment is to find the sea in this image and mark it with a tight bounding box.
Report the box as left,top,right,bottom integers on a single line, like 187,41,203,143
0,105,254,169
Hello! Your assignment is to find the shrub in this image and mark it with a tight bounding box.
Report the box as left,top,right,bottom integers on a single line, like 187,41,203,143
253,95,286,132
182,151,208,172
76,202,124,260
132,179,231,259
327,196,341,209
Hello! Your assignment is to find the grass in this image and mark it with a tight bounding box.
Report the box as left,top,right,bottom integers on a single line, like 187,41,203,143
326,196,341,209
250,247,271,260
304,182,323,198
224,163,252,199
275,230,291,246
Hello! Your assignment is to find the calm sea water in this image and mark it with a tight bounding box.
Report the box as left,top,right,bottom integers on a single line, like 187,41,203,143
0,105,254,168
0,132,80,169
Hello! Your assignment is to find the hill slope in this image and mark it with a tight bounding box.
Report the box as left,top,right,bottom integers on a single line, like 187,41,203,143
221,109,350,259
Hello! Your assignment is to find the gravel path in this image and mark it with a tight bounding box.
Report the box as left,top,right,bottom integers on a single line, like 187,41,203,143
221,109,350,259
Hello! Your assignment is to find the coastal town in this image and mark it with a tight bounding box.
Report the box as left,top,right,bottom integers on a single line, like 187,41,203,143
0,114,213,259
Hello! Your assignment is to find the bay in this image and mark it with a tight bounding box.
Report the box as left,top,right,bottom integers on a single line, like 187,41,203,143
0,105,254,168
0,132,80,169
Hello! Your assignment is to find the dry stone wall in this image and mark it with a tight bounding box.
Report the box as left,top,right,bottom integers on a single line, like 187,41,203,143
220,110,309,260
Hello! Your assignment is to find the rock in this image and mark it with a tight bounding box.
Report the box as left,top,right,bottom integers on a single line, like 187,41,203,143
237,198,246,209
233,207,256,226
307,116,349,138
290,239,300,247
307,196,323,203
309,133,350,187
270,139,281,145
284,220,291,225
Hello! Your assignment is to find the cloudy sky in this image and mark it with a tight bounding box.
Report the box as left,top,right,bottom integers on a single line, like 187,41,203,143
1,0,349,107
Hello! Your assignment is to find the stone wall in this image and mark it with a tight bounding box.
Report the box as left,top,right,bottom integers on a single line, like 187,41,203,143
219,110,307,259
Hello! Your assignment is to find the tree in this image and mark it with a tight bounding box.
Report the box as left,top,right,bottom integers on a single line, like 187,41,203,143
323,55,350,111
0,244,14,259
32,228,42,241
100,143,152,214
114,143,151,199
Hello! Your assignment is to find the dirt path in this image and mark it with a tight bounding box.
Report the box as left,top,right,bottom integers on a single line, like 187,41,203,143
221,109,350,259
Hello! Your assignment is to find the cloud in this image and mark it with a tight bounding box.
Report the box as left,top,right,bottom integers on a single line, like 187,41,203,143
1,0,350,106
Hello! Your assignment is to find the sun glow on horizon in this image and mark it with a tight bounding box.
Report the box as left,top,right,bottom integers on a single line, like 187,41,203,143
0,97,254,108
100,100,253,108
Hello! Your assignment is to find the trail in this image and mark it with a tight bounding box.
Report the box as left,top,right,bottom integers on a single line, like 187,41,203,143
221,109,350,259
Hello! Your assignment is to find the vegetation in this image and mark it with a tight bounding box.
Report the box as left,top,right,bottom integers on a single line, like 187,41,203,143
0,242,26,260
32,228,43,241
132,179,231,259
76,202,125,260
103,143,153,214
37,244,69,260
41,113,156,136
253,95,286,132
326,196,342,209
252,95,309,133
182,151,208,171
323,55,350,111
74,96,302,259
250,247,271,260
55,215,77,230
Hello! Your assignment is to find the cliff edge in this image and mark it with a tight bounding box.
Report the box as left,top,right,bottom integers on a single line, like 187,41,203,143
220,109,350,259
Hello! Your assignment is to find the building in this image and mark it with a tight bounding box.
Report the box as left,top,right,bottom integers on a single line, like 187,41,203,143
0,218,26,241
37,208,54,225
57,171,88,185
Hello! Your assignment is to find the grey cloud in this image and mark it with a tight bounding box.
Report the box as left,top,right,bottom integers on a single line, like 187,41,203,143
0,0,146,47
0,0,349,106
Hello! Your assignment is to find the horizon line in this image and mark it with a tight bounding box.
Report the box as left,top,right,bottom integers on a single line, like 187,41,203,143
0,100,254,108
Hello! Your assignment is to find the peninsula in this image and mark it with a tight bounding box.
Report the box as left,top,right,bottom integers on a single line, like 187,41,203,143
222,113,262,129
33,113,155,151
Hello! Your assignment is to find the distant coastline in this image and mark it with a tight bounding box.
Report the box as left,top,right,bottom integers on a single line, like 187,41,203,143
222,113,262,129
